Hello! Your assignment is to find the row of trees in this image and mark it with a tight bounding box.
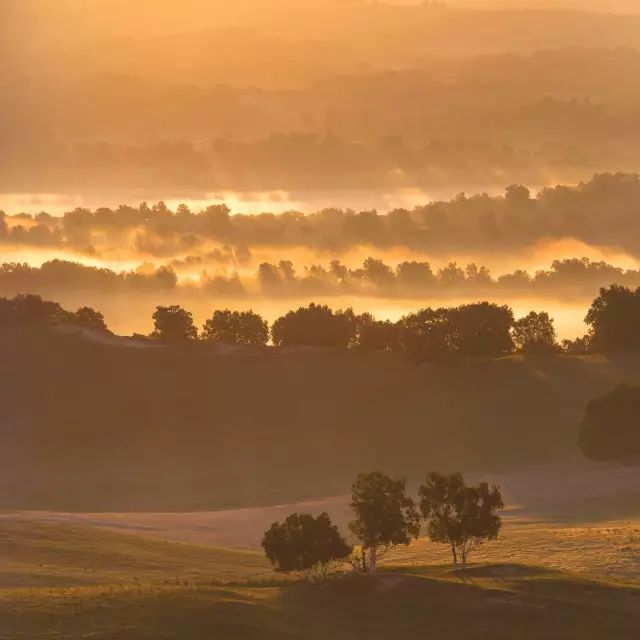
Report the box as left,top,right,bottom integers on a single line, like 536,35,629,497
150,285,640,356
151,301,558,359
3,257,640,299
6,174,640,259
3,284,640,358
262,471,503,577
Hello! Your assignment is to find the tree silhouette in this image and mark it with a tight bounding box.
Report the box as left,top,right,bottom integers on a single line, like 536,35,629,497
451,302,514,358
419,472,503,566
74,306,108,332
349,471,420,572
261,512,352,578
201,309,268,346
586,285,640,352
271,303,356,348
512,311,557,353
354,313,399,351
151,305,197,342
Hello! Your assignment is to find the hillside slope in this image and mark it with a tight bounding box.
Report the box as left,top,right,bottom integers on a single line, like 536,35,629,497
1,564,639,640
0,518,273,588
1,325,639,510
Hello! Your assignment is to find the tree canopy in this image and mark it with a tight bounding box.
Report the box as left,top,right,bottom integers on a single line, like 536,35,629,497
349,471,420,572
261,512,352,575
586,285,640,352
201,309,268,346
151,305,197,342
512,311,558,354
419,472,504,566
271,303,356,348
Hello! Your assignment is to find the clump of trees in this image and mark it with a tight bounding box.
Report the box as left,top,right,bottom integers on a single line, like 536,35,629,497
578,383,640,462
271,303,356,348
261,471,503,578
0,294,107,333
201,310,268,346
419,472,504,566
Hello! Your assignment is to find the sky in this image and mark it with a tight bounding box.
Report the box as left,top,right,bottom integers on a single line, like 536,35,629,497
3,0,640,337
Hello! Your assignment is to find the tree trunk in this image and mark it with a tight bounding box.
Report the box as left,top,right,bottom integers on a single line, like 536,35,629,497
361,548,367,574
369,545,377,572
451,543,458,566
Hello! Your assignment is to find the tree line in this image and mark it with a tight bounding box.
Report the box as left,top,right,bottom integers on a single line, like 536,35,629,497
5,256,640,300
148,285,640,357
4,174,640,261
4,284,640,358
262,470,503,578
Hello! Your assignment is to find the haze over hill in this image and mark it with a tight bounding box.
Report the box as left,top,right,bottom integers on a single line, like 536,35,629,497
1,322,638,512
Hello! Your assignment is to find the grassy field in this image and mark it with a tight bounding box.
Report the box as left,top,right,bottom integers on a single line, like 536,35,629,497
1,516,639,639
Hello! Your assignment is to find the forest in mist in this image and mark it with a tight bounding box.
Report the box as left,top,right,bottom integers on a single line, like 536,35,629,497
5,2,640,193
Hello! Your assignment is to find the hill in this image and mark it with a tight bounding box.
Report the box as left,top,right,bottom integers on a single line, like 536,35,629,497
0,518,273,589
3,568,639,640
1,324,639,511
0,516,640,640
0,518,638,640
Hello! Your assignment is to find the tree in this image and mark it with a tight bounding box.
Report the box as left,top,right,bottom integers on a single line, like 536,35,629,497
585,285,640,352
201,309,268,346
450,302,514,358
354,313,399,351
578,383,640,462
9,293,66,325
349,471,420,572
151,305,197,342
397,307,456,361
419,472,503,566
74,306,108,332
512,311,557,353
261,512,352,579
398,303,514,361
562,334,592,355
271,303,356,348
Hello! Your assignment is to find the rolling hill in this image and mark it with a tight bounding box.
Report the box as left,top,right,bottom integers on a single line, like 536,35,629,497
1,324,639,511
0,518,638,640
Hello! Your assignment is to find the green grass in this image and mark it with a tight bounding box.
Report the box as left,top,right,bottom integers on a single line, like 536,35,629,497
1,519,640,639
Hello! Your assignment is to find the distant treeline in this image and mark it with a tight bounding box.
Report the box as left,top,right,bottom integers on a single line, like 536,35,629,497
3,256,640,299
4,174,640,259
5,284,640,360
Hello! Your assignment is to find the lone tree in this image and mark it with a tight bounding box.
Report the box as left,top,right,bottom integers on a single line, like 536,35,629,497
419,472,503,566
261,512,352,579
151,305,197,342
349,471,420,572
201,309,268,346
578,383,640,461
